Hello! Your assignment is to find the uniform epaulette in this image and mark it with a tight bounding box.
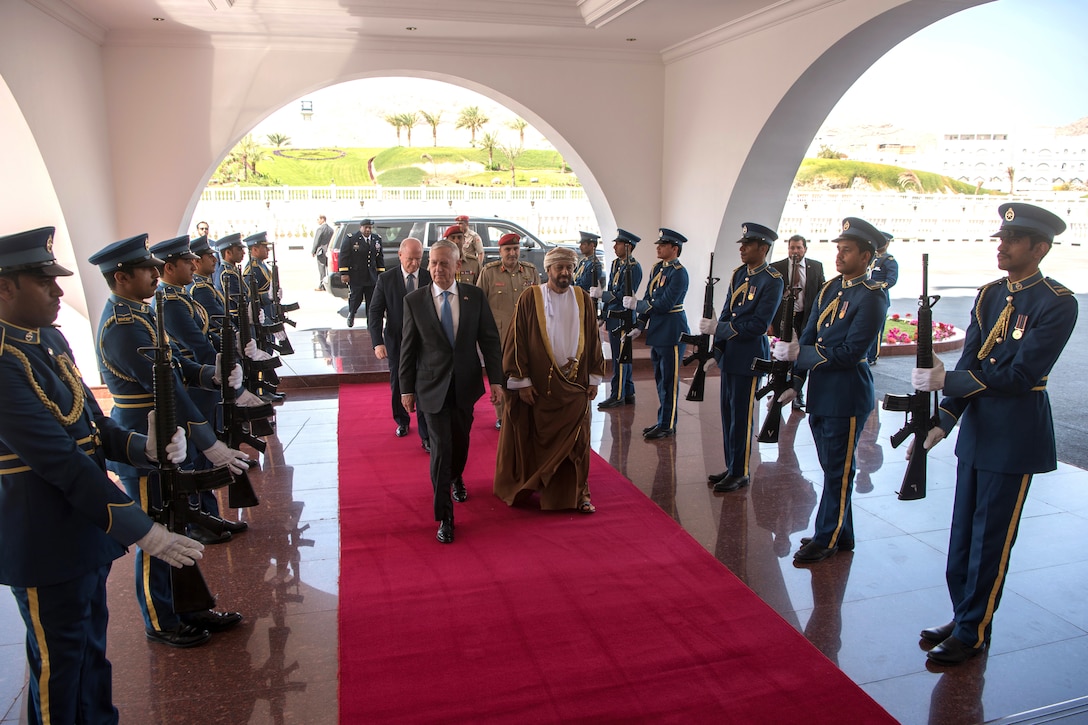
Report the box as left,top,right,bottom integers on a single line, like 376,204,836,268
1045,278,1074,296
0,327,5,353
670,260,684,269
861,278,884,291
482,260,501,270
731,264,745,278
161,287,181,300
979,277,1005,291
112,302,134,325
521,261,538,271
765,266,782,279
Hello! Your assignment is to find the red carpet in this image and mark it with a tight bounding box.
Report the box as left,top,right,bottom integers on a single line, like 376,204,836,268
338,383,894,723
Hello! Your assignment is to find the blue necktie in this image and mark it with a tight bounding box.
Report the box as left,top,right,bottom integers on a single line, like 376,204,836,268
441,291,455,346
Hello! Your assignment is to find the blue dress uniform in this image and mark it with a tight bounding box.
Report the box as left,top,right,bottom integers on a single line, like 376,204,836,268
91,235,221,636
794,218,888,559
636,228,689,437
213,232,247,305
189,234,226,326
573,231,605,292
0,227,156,725
599,229,642,407
712,223,783,489
243,231,275,323
930,203,1078,659
865,236,898,364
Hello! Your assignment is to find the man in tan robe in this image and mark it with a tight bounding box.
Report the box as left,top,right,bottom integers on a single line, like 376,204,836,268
494,247,606,512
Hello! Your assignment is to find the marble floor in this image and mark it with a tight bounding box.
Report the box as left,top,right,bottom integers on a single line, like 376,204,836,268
3,327,1088,724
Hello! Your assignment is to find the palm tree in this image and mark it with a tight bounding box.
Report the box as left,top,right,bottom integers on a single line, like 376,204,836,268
499,143,524,186
401,112,420,147
507,118,529,145
420,110,443,147
232,134,266,181
384,113,405,145
479,131,500,170
265,132,291,148
456,106,489,146
1006,166,1016,194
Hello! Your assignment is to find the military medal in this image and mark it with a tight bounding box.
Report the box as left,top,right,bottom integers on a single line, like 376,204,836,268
839,300,849,319
1013,314,1027,340
747,286,756,300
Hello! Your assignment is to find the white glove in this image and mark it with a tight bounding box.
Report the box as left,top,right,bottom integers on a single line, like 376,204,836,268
907,426,946,459
258,309,267,324
622,295,638,311
228,363,244,390
627,328,641,340
589,286,603,299
136,523,204,569
203,440,249,475
245,339,273,362
273,330,288,343
773,339,799,361
911,359,946,392
144,411,187,465
698,318,716,336
235,388,267,408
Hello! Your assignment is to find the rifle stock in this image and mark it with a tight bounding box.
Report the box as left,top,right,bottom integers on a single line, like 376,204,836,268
218,297,262,509
681,253,719,402
751,278,797,443
882,253,941,501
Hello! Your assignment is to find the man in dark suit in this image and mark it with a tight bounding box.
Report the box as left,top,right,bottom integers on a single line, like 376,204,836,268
399,240,504,544
368,237,432,450
338,218,384,327
770,234,825,410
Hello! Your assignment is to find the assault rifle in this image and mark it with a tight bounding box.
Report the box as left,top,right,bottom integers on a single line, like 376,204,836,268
752,280,797,443
237,283,282,395
679,253,719,402
217,296,265,509
592,251,604,321
269,244,297,355
882,253,941,501
249,276,289,356
606,242,637,365
144,291,233,613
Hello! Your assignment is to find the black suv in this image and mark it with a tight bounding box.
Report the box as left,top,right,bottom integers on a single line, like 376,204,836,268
325,216,578,297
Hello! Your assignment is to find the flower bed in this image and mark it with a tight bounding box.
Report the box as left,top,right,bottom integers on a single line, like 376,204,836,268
880,312,964,356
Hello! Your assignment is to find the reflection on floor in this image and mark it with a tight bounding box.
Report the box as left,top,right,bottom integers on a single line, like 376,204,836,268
3,328,1088,724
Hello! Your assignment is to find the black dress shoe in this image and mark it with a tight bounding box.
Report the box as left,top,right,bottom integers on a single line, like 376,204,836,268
920,621,956,644
145,623,210,648
209,516,248,534
183,609,244,633
436,519,454,544
597,398,624,410
801,536,854,552
644,427,675,440
495,419,502,430
793,540,838,563
421,439,431,453
188,525,231,546
395,425,408,437
346,315,354,328
927,636,984,665
624,396,636,404
713,475,750,493
642,424,659,435
451,478,467,503
707,471,728,484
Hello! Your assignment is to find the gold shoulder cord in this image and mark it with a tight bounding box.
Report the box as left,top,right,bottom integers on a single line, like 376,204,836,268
977,286,1013,360
4,344,85,426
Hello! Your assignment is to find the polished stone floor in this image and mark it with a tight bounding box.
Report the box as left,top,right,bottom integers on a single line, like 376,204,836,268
3,327,1088,724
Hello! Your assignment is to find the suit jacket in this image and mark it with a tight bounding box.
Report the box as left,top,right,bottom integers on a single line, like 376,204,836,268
368,265,432,360
771,256,825,333
399,282,504,414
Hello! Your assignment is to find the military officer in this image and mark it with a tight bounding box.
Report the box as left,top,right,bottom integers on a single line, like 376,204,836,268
573,231,604,292
624,228,689,439
213,232,247,303
701,222,784,492
866,231,898,364
594,229,643,410
338,218,384,326
0,227,201,723
92,234,250,646
455,214,485,262
445,225,480,286
775,217,888,563
912,203,1078,665
189,234,225,327
243,231,275,324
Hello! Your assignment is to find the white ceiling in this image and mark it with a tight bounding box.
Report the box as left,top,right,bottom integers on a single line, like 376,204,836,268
32,0,814,55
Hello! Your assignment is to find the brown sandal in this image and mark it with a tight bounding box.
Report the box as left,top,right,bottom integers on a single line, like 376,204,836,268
579,501,596,514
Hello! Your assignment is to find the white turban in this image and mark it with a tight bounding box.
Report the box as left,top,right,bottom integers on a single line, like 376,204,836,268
544,246,578,269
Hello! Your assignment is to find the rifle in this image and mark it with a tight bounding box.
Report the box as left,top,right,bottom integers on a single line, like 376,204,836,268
751,278,797,443
882,253,941,501
237,282,282,394
143,291,234,613
605,242,637,364
592,251,604,321
679,253,719,402
249,275,289,356
269,244,297,355
217,297,265,509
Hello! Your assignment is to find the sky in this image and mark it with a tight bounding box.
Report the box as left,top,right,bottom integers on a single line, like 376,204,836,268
252,0,1088,148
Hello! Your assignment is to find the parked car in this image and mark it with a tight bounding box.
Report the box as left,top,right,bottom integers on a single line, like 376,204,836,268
325,216,586,298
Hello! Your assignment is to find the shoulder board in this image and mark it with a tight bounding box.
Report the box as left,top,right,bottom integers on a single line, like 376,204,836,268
862,278,884,291
885,254,895,261
162,287,181,300
0,327,5,352
731,264,745,278
671,260,684,269
979,277,1005,291
112,301,134,324
482,260,501,269
521,261,538,271
1045,278,1074,296
765,266,782,279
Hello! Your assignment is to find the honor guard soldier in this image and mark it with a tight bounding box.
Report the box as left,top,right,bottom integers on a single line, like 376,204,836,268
478,232,540,428
445,224,480,286
573,231,604,292
775,217,889,563
213,232,247,304
701,222,783,492
338,218,384,326
912,203,1078,665
189,234,226,327
866,230,898,364
0,227,201,723
243,231,275,324
595,229,643,409
623,228,689,439
92,234,250,646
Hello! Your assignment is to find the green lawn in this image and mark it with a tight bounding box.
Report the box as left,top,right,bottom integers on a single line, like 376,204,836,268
795,159,987,194
243,147,384,186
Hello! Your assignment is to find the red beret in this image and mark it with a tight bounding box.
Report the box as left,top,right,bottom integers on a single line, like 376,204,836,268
498,233,521,247
455,215,470,222
444,225,463,239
